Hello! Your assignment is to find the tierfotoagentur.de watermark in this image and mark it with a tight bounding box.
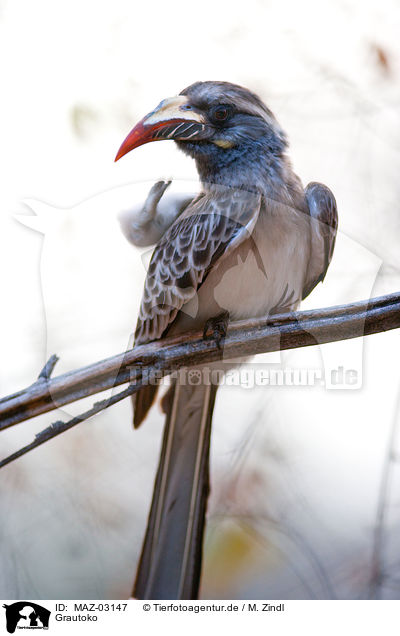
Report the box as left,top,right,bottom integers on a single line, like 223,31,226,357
130,365,359,390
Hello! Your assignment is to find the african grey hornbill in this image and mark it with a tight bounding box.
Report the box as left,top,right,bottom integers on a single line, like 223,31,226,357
115,81,338,599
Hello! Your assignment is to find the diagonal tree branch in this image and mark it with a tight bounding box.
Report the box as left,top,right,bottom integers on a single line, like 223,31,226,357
0,292,399,436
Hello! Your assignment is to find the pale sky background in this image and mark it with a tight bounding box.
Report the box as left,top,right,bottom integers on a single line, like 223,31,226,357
0,0,399,599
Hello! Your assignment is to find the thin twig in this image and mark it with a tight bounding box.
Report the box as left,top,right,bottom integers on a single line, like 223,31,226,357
0,382,139,469
368,389,400,598
37,354,59,381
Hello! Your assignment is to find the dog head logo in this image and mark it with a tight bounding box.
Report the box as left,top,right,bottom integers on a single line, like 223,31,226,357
2,603,50,633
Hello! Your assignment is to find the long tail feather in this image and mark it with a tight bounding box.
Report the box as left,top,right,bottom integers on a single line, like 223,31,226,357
133,375,218,599
133,385,159,429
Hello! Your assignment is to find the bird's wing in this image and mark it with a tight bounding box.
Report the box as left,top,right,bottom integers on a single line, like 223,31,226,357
302,182,338,300
135,188,262,343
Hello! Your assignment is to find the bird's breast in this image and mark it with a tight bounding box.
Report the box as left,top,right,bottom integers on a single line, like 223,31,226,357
193,203,311,323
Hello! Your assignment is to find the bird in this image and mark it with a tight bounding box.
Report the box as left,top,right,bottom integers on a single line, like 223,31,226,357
115,81,338,600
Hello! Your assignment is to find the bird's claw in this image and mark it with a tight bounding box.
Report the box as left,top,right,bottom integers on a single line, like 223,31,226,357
203,311,229,350
145,179,172,212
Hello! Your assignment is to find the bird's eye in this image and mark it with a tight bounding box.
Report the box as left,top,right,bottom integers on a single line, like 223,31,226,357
180,103,193,111
210,105,232,123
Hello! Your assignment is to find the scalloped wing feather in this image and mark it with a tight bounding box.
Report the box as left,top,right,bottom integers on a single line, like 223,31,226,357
135,189,261,343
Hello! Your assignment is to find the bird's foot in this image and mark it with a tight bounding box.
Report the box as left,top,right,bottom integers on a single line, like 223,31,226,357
203,311,230,350
143,179,172,219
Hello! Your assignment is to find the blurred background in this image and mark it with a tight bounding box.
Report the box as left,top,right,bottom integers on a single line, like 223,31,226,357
0,0,400,599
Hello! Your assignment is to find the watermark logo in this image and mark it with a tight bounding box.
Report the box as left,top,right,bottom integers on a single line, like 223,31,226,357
2,603,50,634
134,365,359,389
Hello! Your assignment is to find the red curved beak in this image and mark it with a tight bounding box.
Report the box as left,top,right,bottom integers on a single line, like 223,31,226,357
115,95,206,162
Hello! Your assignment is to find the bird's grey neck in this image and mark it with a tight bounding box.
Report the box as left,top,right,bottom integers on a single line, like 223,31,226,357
196,147,288,199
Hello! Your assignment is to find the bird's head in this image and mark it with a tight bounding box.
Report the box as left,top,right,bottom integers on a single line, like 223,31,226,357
115,81,288,187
